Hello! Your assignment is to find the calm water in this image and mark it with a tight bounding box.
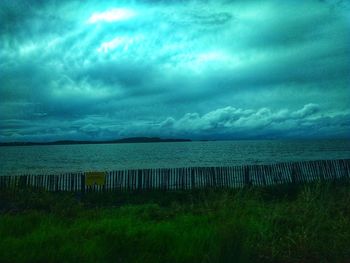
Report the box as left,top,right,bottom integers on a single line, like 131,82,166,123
0,140,349,176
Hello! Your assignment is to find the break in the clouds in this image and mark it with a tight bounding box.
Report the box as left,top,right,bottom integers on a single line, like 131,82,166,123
0,0,349,141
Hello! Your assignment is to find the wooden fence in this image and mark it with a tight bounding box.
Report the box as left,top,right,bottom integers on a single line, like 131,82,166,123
0,159,349,192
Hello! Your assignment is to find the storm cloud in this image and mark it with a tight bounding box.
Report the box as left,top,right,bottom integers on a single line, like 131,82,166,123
1,0,349,141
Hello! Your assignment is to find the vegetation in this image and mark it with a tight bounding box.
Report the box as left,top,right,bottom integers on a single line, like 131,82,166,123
1,181,350,263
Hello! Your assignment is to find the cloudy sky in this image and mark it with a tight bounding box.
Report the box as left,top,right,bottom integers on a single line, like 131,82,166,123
1,0,349,141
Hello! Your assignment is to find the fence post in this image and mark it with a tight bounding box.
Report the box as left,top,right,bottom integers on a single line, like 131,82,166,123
138,169,142,191
19,175,27,189
191,168,195,190
211,167,216,188
81,173,85,194
291,167,297,184
244,166,251,187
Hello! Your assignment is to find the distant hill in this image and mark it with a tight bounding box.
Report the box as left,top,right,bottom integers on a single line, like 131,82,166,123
0,137,191,147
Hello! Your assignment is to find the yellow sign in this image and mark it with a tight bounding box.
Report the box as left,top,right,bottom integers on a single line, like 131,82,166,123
85,172,106,186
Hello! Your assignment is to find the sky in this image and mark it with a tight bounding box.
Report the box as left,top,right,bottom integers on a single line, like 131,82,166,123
0,0,349,142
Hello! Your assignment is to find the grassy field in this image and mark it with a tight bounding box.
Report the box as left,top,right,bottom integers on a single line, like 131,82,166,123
0,181,350,263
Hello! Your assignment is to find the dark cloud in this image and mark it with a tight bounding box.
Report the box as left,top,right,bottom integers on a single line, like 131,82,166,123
0,0,349,141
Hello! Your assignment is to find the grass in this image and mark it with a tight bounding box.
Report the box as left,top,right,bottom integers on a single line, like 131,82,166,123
0,181,350,263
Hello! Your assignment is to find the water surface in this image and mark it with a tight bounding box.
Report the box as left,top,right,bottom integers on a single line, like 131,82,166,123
0,140,349,175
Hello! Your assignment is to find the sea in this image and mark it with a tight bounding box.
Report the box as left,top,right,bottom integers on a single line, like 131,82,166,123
0,139,349,176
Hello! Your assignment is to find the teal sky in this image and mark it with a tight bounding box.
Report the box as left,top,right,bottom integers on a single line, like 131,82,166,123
1,0,349,141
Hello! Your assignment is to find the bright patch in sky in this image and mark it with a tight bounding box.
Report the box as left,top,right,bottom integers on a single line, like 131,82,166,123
88,8,136,23
97,36,143,53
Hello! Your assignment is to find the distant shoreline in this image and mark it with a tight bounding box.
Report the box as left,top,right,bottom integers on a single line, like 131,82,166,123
0,137,192,147
1,138,348,147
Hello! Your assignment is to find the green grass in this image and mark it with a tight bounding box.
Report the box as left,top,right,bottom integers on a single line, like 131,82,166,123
1,181,350,263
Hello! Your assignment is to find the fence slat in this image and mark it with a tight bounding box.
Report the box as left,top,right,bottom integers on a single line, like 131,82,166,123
2,159,350,192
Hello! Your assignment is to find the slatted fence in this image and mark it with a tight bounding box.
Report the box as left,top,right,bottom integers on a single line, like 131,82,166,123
0,159,349,192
